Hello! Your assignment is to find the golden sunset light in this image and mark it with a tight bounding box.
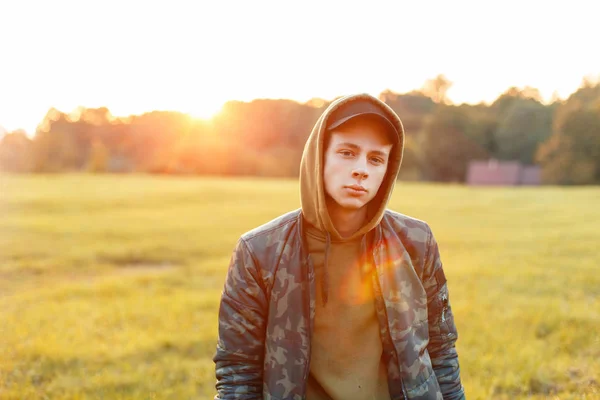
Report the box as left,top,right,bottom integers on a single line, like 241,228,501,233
2,1,600,398
1,0,598,136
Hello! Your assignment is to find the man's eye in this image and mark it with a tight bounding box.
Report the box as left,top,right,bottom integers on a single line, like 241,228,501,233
340,151,354,157
370,157,384,164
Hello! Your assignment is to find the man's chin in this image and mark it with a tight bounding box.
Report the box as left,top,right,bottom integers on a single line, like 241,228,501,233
325,193,369,211
337,199,367,211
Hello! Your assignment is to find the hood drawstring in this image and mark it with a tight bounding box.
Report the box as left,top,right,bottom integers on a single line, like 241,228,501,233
359,235,368,278
321,232,331,307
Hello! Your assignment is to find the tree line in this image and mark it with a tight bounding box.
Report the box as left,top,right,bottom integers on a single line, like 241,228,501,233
1,75,599,185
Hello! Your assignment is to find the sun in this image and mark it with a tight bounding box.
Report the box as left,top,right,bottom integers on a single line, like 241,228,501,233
187,100,224,121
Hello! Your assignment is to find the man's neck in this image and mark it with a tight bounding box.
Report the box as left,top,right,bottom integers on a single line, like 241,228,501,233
327,201,368,238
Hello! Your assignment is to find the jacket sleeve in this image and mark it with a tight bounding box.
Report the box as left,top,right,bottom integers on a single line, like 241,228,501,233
213,238,268,399
423,226,466,400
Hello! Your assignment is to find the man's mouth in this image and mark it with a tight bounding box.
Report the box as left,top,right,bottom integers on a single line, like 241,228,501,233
345,184,367,193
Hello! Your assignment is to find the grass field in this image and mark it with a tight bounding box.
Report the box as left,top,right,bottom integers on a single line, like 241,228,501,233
0,173,599,400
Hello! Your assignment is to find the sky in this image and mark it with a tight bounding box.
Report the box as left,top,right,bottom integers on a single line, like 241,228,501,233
0,0,598,136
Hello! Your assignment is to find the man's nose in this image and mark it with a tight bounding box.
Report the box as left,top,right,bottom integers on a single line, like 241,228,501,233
352,163,369,180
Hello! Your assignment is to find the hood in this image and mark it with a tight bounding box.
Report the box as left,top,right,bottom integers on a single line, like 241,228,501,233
299,93,405,241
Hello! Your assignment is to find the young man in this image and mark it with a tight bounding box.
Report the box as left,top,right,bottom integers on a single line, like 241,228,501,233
214,93,465,400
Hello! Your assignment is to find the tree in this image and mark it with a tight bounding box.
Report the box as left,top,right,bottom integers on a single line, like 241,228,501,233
86,139,109,173
420,74,453,104
380,90,436,136
490,86,543,116
0,130,34,172
493,99,553,164
417,105,488,182
32,109,91,172
536,81,600,184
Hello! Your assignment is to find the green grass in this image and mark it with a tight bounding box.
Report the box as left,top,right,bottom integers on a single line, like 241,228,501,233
0,173,599,399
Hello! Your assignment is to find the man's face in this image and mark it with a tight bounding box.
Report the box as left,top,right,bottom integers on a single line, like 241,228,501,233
323,117,393,211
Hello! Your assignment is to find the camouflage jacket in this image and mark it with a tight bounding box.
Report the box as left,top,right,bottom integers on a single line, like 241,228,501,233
214,209,465,400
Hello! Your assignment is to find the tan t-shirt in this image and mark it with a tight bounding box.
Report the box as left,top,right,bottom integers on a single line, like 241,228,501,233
305,226,391,400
